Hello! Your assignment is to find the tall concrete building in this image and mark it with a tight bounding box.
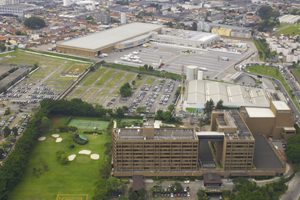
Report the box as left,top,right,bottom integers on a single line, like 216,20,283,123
0,0,19,5
63,0,71,7
112,102,291,178
95,11,111,23
121,12,126,24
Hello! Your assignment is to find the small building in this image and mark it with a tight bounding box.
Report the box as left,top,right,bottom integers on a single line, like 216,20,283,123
203,173,222,187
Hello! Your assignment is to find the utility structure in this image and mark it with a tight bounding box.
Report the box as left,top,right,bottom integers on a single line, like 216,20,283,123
181,65,184,110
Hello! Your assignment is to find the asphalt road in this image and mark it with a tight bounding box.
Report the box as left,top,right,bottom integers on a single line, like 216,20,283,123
280,173,300,200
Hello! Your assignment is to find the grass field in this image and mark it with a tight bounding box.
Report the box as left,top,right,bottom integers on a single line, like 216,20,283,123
91,90,110,104
117,73,135,89
105,72,125,88
293,69,300,80
79,73,93,85
68,118,109,130
95,70,115,87
9,116,111,200
277,23,300,35
276,23,289,29
81,88,99,102
68,88,86,100
83,68,107,86
134,76,145,86
66,64,89,74
145,78,155,85
120,119,143,123
247,65,300,112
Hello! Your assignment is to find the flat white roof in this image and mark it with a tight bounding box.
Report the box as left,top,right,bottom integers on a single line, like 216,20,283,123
195,131,224,136
57,23,163,51
245,107,275,118
272,101,290,111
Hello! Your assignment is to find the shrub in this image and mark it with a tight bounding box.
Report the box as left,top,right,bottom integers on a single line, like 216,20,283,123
83,130,102,134
60,154,68,164
56,150,65,161
72,134,89,145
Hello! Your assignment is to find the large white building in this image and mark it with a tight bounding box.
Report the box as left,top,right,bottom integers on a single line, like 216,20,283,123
183,80,285,112
0,0,18,5
0,3,42,17
121,13,126,25
279,15,300,24
151,28,220,49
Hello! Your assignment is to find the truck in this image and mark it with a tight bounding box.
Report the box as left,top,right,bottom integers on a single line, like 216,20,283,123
220,57,229,61
257,75,262,78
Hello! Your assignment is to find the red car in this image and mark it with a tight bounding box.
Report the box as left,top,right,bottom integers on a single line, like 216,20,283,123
177,193,180,197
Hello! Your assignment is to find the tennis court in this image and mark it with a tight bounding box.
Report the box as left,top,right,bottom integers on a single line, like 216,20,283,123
68,118,109,130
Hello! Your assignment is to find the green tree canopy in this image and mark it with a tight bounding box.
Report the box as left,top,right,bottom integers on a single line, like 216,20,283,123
203,99,214,116
258,6,279,20
168,104,175,111
24,17,46,29
120,82,132,97
215,99,224,109
286,133,300,163
115,107,124,118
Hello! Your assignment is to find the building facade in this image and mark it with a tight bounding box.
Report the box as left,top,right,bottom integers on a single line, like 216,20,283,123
113,106,287,177
95,11,111,23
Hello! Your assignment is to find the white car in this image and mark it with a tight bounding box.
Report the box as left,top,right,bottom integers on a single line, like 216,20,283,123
184,180,190,184
187,192,190,197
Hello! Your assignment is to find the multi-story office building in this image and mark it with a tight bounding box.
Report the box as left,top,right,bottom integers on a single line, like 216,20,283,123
95,11,111,23
113,101,291,177
112,122,199,176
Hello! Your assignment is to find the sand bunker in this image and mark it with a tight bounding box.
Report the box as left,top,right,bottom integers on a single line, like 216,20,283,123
79,150,91,155
90,154,100,160
52,134,59,138
38,137,46,141
68,154,76,161
56,138,62,142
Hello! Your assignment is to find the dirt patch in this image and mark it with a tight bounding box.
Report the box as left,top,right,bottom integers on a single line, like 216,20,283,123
52,116,63,126
76,156,89,163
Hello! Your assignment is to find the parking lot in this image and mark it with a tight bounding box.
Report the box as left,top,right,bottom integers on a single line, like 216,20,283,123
66,67,180,113
105,42,250,80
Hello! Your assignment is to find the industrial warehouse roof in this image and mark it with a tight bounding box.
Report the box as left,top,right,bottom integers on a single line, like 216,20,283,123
185,80,270,106
57,23,163,51
245,107,275,118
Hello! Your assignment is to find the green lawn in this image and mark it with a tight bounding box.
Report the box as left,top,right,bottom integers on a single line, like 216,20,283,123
134,76,145,86
81,88,99,102
91,90,110,105
79,73,93,85
292,69,300,80
145,78,155,85
68,88,86,100
105,71,125,88
95,70,115,87
247,65,300,112
117,73,135,89
66,64,89,74
120,119,143,123
275,23,289,29
277,23,300,35
9,117,111,200
83,68,107,86
68,118,109,130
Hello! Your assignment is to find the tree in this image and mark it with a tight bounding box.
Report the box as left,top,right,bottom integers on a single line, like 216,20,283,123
137,74,141,79
215,99,224,109
132,80,136,85
0,148,4,159
0,43,6,52
11,127,18,136
90,66,95,71
99,162,111,179
168,104,175,111
138,187,147,197
115,107,124,118
3,126,11,138
143,64,148,70
4,107,10,115
56,150,66,161
15,31,21,35
24,17,46,29
258,6,274,19
203,99,214,116
120,82,132,97
192,22,197,31
128,191,138,200
40,117,51,133
286,133,300,163
149,66,153,71
122,106,129,112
